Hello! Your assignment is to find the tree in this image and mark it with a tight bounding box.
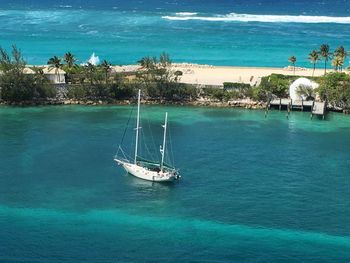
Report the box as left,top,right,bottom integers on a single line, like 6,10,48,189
0,45,25,75
317,72,350,109
85,62,96,85
138,56,156,70
47,56,63,82
32,67,56,98
258,74,290,98
288,56,297,75
136,53,184,100
64,52,76,69
332,56,344,72
296,84,315,101
100,59,112,84
334,46,347,72
308,50,319,77
0,45,35,101
319,44,331,75
159,52,171,67
32,67,46,85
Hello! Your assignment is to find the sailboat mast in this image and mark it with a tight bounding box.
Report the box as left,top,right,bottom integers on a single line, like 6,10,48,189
160,112,168,171
134,89,141,164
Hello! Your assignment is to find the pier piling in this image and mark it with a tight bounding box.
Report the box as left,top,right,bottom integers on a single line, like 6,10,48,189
268,98,326,120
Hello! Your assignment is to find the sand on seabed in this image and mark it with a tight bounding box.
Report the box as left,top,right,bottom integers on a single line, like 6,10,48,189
113,63,329,86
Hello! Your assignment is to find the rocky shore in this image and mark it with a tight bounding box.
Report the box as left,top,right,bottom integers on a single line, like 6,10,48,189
0,98,267,109
3,98,350,113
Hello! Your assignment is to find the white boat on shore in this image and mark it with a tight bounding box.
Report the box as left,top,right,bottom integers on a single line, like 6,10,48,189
114,90,180,182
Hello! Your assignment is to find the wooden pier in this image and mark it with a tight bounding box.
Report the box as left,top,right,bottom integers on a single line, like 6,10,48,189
311,101,326,119
268,98,326,119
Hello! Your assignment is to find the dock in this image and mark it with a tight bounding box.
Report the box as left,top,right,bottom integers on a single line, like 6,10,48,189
268,98,326,119
311,101,326,119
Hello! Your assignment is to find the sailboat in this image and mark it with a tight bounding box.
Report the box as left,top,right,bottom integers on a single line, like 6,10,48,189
114,90,180,182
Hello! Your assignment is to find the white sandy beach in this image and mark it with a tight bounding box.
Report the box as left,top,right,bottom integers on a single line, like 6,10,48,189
171,64,326,86
113,64,327,86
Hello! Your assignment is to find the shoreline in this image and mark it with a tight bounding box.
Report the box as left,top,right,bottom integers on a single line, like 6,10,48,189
27,63,327,86
1,62,345,112
113,63,328,86
0,98,267,110
2,98,348,113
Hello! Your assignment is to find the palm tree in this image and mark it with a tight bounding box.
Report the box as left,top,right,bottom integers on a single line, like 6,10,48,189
334,46,347,71
332,56,344,71
101,59,112,84
288,56,297,75
85,62,96,85
138,56,156,70
64,52,76,69
319,44,331,75
308,50,319,77
296,84,315,101
47,56,63,82
159,52,171,68
32,67,46,85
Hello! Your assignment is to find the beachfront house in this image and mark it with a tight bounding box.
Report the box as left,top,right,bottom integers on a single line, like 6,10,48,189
21,66,66,84
23,68,36,75
41,67,66,84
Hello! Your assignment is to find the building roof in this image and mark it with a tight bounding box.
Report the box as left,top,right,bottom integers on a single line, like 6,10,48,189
41,67,66,75
23,67,35,74
21,66,66,75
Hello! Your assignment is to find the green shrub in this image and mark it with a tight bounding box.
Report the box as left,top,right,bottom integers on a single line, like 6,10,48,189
223,82,250,90
109,84,136,99
317,72,350,108
257,74,290,99
67,85,87,99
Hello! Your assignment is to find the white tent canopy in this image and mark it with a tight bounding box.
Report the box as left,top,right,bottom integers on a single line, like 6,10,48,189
289,78,319,100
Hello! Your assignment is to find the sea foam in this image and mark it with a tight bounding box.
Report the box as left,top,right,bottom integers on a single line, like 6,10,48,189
175,12,198,16
163,12,350,24
59,5,72,8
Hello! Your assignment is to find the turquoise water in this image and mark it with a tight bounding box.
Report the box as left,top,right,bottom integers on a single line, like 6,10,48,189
1,105,350,262
0,0,350,66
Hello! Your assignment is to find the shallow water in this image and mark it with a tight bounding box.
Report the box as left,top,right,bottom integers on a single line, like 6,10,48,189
0,105,350,262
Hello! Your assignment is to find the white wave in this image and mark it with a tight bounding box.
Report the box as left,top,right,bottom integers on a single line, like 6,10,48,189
175,12,198,16
84,30,99,35
88,53,100,66
162,12,350,24
59,5,72,8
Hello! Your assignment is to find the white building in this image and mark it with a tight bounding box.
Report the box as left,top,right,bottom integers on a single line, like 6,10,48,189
22,66,66,84
41,67,66,84
22,68,35,75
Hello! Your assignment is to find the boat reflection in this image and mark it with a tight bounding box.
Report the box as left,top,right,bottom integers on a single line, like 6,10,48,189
123,172,177,191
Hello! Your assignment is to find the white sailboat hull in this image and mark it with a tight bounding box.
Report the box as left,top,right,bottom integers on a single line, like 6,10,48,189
114,159,179,182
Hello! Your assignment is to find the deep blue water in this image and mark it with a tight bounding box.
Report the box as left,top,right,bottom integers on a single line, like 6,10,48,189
0,0,349,66
1,105,350,262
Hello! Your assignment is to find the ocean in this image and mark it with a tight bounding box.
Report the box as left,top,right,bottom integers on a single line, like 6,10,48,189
0,0,350,66
1,105,350,262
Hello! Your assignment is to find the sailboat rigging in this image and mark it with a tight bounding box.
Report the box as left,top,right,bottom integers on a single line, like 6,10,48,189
114,89,180,182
